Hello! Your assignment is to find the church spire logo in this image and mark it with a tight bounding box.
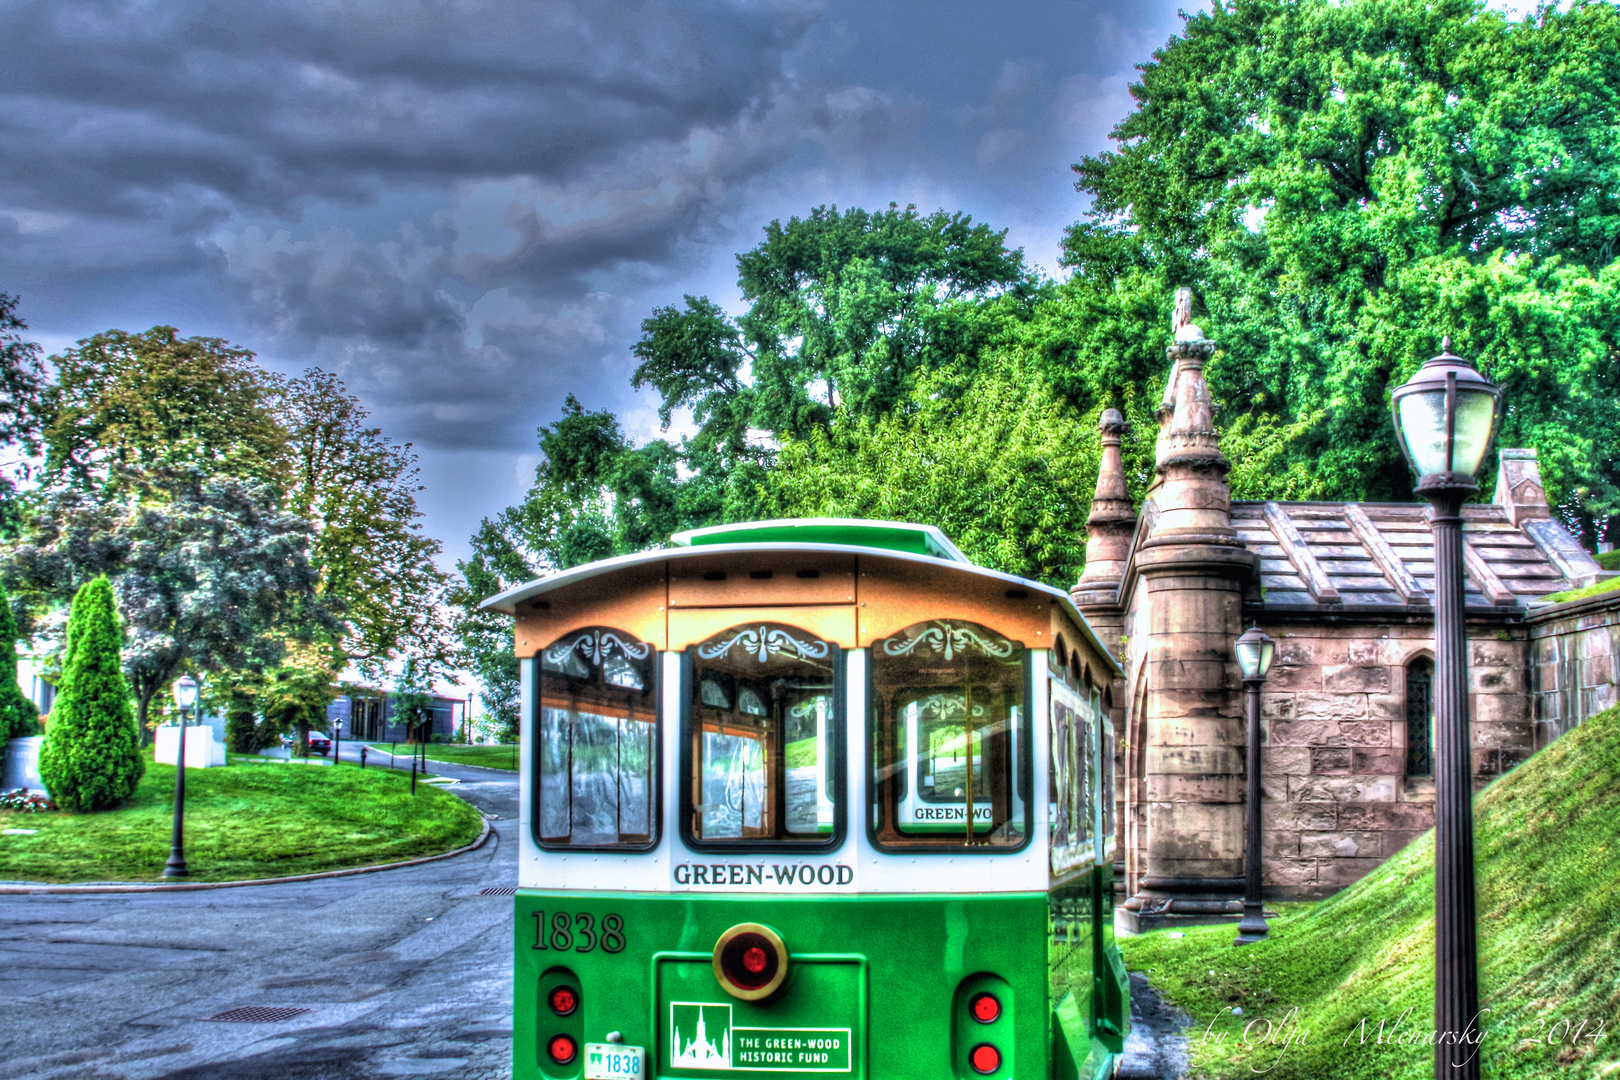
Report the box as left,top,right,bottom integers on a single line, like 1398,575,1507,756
670,1002,733,1068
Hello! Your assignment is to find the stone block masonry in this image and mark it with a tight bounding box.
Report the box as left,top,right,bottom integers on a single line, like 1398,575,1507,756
1529,590,1620,746
1254,622,1530,899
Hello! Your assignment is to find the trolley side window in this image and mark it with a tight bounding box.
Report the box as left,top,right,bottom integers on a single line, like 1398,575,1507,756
869,620,1029,850
1048,669,1094,874
683,623,842,847
1100,687,1117,857
535,627,659,850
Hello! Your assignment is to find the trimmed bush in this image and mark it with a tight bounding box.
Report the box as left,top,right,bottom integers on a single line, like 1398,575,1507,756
0,581,40,746
37,578,143,811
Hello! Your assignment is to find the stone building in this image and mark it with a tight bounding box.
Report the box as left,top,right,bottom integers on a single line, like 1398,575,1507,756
1073,295,1620,929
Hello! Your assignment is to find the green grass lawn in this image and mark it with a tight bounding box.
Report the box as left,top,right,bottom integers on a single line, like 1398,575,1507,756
1121,705,1620,1079
0,753,483,883
368,743,519,771
1540,573,1620,605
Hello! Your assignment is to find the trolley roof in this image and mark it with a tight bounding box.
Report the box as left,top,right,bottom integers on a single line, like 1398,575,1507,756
481,519,1121,676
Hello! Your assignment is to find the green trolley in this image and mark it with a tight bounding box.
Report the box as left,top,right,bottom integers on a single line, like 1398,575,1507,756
482,519,1130,1080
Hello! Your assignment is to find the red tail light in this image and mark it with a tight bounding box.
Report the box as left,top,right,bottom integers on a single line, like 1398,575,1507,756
712,923,790,1001
548,1034,578,1065
970,1043,1000,1074
548,986,578,1016
970,993,1000,1024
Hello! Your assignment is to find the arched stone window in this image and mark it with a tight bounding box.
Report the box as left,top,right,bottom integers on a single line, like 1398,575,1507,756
1406,657,1434,778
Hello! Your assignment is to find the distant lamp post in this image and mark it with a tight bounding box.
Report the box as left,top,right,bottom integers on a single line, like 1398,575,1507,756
1234,624,1276,946
1392,337,1502,1080
164,674,200,880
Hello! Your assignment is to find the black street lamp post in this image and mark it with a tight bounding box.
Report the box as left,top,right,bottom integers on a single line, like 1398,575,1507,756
1392,338,1503,1079
1234,624,1276,946
164,674,200,880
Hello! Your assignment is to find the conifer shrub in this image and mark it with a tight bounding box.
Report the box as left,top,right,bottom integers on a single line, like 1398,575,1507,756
0,581,40,745
37,578,143,811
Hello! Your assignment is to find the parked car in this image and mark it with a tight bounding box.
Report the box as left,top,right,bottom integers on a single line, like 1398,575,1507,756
281,730,333,755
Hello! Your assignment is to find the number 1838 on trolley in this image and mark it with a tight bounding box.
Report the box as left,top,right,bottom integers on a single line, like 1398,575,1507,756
482,519,1130,1080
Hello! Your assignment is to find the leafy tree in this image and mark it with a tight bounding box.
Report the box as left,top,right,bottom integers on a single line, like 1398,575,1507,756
761,352,1098,585
258,640,341,756
275,369,450,678
37,578,142,811
391,657,434,743
633,204,1035,451
0,294,44,451
0,579,39,745
8,467,327,738
0,294,46,539
449,521,528,744
1060,0,1620,544
41,327,286,496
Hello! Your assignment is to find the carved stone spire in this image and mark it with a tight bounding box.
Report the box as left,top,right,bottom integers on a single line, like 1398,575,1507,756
1120,285,1258,933
1072,408,1135,606
1144,288,1237,547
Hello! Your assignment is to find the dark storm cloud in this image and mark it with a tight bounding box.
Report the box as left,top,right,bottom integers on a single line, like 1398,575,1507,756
0,0,819,216
0,0,865,449
0,0,1200,562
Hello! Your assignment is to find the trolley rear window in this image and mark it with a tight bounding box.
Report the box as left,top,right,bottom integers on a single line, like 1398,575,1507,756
681,623,844,850
534,627,659,850
869,619,1029,850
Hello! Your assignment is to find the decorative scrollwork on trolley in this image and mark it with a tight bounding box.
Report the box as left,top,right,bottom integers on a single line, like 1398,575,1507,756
910,692,987,722
880,621,1016,661
544,629,652,665
698,625,831,663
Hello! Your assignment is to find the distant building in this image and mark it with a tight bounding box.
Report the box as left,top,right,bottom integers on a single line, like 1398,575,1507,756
326,689,466,743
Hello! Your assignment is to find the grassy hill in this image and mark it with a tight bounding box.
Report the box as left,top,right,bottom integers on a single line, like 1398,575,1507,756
1121,705,1620,1079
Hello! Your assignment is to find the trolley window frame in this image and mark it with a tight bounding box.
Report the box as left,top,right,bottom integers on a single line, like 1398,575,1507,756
529,628,664,854
865,637,1034,855
677,638,849,855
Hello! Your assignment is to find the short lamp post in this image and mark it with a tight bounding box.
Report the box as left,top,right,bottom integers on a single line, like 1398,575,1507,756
164,674,200,880
1234,625,1276,946
1392,337,1502,1080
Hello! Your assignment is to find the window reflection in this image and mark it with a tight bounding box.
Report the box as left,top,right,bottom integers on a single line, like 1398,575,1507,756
536,627,657,848
688,624,840,844
870,620,1027,849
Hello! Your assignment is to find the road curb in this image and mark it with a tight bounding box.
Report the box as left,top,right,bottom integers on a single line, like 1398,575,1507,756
0,816,494,895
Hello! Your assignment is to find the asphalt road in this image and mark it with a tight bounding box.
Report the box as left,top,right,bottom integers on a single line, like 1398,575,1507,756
0,751,520,1080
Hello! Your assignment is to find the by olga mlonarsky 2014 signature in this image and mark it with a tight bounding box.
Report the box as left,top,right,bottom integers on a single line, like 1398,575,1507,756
1190,1006,1608,1073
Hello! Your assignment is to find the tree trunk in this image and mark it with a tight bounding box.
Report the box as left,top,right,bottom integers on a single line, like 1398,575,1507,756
135,686,154,747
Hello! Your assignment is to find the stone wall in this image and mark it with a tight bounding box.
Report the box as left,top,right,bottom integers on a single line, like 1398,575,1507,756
1255,622,1534,899
1529,590,1620,746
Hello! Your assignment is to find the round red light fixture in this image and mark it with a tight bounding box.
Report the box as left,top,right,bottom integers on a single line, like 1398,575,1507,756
548,1034,578,1065
970,992,1000,1024
548,986,578,1016
969,1043,1000,1074
712,923,789,1001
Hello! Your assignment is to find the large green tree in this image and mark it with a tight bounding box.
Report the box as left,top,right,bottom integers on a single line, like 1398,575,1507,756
761,351,1099,585
632,204,1035,461
1058,0,1620,542
275,368,450,678
37,578,142,811
42,327,286,496
9,468,326,737
0,580,39,747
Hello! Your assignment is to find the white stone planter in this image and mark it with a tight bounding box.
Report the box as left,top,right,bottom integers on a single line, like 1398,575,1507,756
3,736,47,794
154,725,226,768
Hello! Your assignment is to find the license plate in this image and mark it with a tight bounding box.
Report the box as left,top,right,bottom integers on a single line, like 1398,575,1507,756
584,1043,645,1079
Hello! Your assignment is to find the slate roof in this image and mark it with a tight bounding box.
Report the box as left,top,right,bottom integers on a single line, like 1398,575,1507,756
1230,501,1602,613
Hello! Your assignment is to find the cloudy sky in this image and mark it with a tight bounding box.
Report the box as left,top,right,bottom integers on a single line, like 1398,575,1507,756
0,0,1196,571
